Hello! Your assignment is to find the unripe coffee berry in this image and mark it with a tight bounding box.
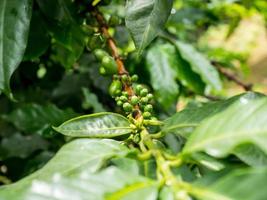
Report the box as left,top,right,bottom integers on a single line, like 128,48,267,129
135,85,143,94
144,104,153,112
143,112,151,119
123,103,133,112
131,74,138,82
147,93,153,100
141,97,149,104
130,96,139,105
120,96,128,102
140,88,148,97
117,100,123,106
121,74,128,82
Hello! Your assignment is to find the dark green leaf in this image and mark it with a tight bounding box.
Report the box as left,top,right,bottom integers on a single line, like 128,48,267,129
2,104,77,135
0,0,32,97
146,44,179,110
54,112,133,138
23,11,50,61
0,133,48,159
174,41,222,91
125,0,173,53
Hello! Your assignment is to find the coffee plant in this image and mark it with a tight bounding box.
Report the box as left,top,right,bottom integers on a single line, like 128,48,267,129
0,0,267,199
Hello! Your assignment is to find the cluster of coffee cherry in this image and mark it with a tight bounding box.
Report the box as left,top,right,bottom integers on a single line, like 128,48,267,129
109,74,154,119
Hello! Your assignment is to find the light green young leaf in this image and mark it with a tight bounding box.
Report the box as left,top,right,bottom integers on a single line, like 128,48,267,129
125,0,173,54
0,0,32,97
0,139,130,199
146,44,179,110
174,41,222,92
54,112,133,138
183,95,267,157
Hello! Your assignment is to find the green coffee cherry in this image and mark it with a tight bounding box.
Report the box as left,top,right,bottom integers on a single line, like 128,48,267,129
130,96,139,105
101,56,117,75
109,80,122,97
122,91,129,97
94,49,108,60
144,104,153,112
141,97,149,104
120,96,128,102
147,93,153,100
143,112,151,119
131,74,138,82
140,88,148,97
135,84,143,94
123,102,133,112
117,100,123,106
121,74,128,82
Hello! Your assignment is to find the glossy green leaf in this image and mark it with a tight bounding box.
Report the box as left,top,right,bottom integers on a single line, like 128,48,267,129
54,112,133,138
146,44,179,110
193,168,267,200
0,0,32,97
125,0,173,53
174,41,222,91
0,139,130,199
2,104,76,135
163,92,264,138
183,95,267,157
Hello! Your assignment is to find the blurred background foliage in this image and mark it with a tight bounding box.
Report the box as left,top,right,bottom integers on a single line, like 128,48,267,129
0,0,267,184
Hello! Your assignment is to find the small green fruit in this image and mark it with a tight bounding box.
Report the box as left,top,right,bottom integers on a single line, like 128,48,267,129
130,96,139,105
131,74,138,82
121,74,128,82
135,84,143,94
147,93,153,100
123,102,133,112
144,104,153,112
109,80,122,97
101,56,117,75
140,88,148,97
141,97,149,104
94,49,108,60
117,100,123,106
122,91,129,97
143,112,151,119
108,15,122,26
120,96,128,102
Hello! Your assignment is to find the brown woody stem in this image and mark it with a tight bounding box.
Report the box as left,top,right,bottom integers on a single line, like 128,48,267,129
212,61,253,91
91,8,142,118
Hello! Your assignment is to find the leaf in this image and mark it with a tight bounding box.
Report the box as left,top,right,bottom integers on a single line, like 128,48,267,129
22,166,157,200
0,0,33,97
54,112,133,138
174,41,222,92
37,0,85,68
146,44,179,110
82,87,106,112
2,104,77,135
0,139,130,199
0,133,48,159
162,92,264,138
193,168,267,200
125,0,173,53
183,95,267,158
23,11,50,61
